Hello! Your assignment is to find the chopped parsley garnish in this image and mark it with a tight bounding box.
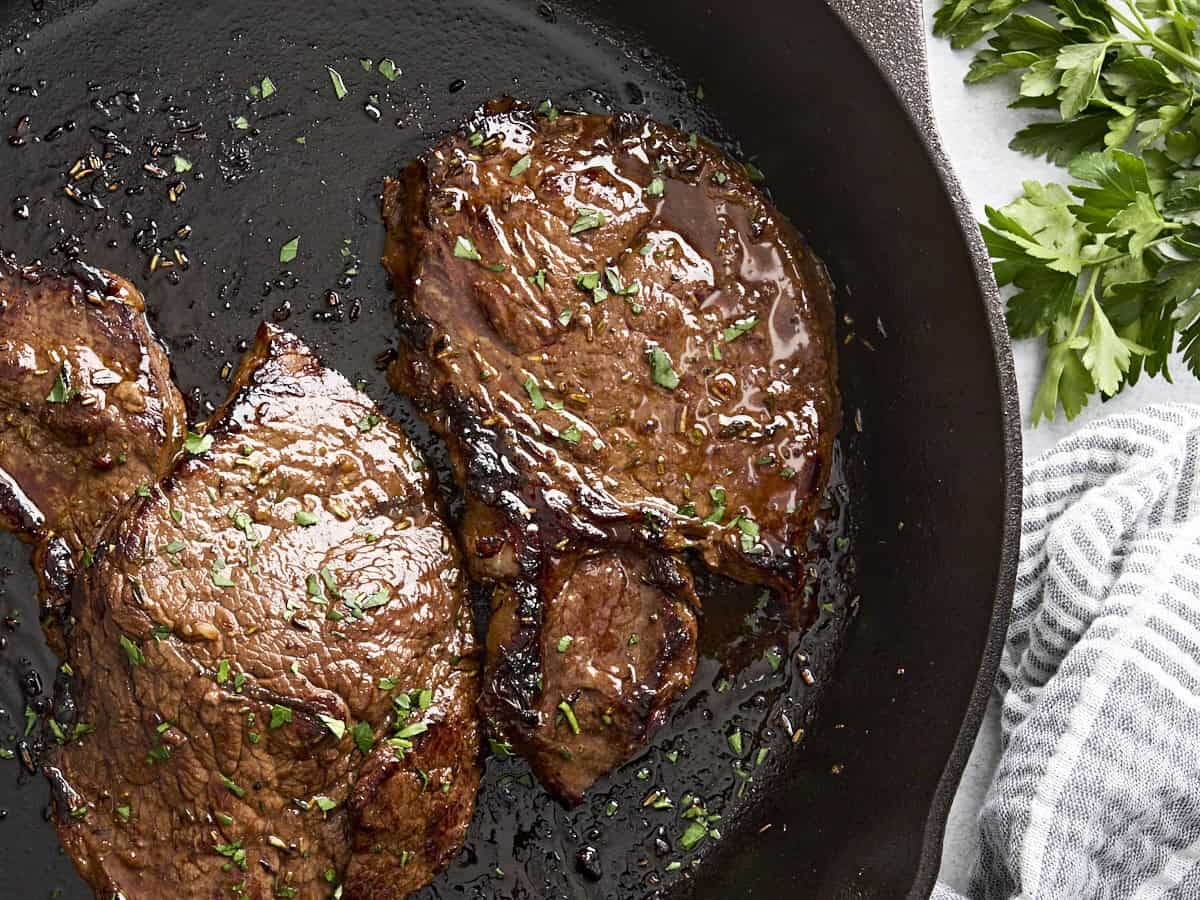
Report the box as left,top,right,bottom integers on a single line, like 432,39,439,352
680,820,708,850
170,507,183,524
728,729,744,755
294,510,319,527
488,738,514,756
174,155,193,173
570,208,606,235
453,235,481,261
184,431,213,455
232,115,250,130
269,705,292,729
279,237,300,264
210,558,236,588
395,721,428,740
220,774,246,798
523,378,547,410
361,587,391,610
574,271,600,292
734,517,761,554
379,58,399,81
713,170,729,185
356,413,381,432
703,487,727,524
166,539,186,554
327,66,348,100
119,634,144,666
136,484,151,498
215,840,247,870
536,99,559,122
764,647,783,672
723,315,759,343
647,345,680,390
216,659,231,684
645,176,665,199
558,308,573,326
530,268,547,290
557,701,581,735
352,721,374,754
320,566,342,599
313,795,337,812
260,76,276,99
46,363,77,404
560,424,582,444
556,635,574,653
116,805,131,822
510,154,532,177
688,132,699,149
743,162,765,183
316,715,345,744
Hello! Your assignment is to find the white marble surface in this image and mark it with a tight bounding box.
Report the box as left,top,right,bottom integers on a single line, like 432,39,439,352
922,1,1200,891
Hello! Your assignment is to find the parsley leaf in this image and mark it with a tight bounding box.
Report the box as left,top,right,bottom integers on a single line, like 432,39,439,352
935,1,1200,421
646,345,680,390
570,208,606,235
184,431,213,455
453,236,481,261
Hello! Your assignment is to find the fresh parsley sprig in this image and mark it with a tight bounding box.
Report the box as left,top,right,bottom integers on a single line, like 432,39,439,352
935,0,1200,421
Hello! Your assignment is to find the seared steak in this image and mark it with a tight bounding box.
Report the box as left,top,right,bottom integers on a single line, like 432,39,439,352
383,100,838,800
0,254,185,604
50,325,480,899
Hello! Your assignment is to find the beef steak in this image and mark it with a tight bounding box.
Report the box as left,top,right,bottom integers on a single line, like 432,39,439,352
50,325,480,899
0,255,185,604
383,100,838,800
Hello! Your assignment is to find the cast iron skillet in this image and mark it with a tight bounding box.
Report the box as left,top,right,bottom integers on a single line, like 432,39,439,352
0,0,1020,897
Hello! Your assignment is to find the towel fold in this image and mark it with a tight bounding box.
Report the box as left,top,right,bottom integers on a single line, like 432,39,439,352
934,404,1200,899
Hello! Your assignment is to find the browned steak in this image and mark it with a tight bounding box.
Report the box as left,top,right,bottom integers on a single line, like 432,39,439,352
0,254,185,604
50,324,480,899
383,99,839,801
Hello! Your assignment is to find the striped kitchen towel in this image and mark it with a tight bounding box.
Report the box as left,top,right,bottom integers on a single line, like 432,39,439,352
934,404,1200,900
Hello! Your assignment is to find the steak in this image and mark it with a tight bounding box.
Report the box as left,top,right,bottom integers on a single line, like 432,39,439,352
0,255,185,605
383,99,839,801
50,324,480,899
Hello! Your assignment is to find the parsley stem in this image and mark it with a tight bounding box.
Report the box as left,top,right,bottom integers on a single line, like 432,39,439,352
1086,231,1179,267
1069,267,1102,341
1166,0,1195,56
1112,2,1200,73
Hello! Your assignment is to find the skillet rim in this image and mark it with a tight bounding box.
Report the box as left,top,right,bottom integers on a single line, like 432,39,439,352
823,0,1023,895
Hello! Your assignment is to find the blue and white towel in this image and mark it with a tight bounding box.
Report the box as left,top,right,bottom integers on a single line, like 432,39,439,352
935,404,1200,899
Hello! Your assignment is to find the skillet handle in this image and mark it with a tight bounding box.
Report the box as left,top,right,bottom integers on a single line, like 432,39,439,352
825,0,934,123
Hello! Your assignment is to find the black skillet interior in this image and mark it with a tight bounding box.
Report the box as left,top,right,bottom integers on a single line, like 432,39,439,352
0,1,1017,898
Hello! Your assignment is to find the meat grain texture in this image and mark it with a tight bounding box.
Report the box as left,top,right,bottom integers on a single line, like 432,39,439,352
384,99,839,801
0,255,185,605
50,325,480,899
